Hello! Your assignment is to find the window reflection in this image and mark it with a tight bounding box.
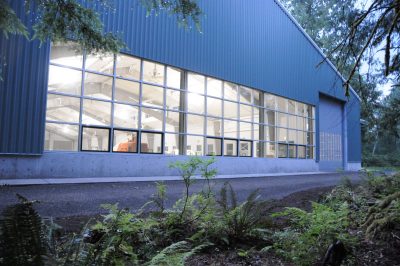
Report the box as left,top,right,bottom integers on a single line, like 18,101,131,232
207,138,222,156
207,78,222,98
187,93,205,114
84,72,113,100
164,133,180,155
116,54,140,80
85,53,114,74
224,139,238,156
188,73,205,94
141,107,163,131
186,135,204,156
82,99,111,126
114,79,140,105
113,104,139,129
46,94,80,123
48,65,82,95
207,117,222,137
167,67,181,89
239,140,252,157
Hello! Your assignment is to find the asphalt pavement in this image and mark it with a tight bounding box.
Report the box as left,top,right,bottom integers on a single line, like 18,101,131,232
0,172,362,217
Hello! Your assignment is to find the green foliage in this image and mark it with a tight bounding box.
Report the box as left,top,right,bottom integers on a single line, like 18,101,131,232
152,181,167,214
272,202,356,266
0,194,46,266
147,241,211,266
0,0,28,38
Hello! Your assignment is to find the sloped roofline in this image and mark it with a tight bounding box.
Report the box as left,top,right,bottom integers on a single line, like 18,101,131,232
274,0,361,102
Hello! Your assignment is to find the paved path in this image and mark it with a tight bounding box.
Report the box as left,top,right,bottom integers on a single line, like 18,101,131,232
0,172,362,217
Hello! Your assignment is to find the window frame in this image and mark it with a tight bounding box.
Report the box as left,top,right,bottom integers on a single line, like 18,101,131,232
112,128,139,154
139,131,164,154
80,126,111,152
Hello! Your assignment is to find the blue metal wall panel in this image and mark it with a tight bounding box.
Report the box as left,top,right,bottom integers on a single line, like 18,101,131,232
347,91,362,162
0,1,50,154
82,0,347,105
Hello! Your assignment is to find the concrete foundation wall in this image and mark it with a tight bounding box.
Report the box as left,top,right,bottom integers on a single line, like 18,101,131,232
346,162,362,171
0,152,319,179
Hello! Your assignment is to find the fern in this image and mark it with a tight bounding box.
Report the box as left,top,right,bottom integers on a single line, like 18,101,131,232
0,194,46,266
147,241,211,266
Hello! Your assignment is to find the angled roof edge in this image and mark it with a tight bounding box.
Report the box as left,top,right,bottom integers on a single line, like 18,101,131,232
273,0,361,102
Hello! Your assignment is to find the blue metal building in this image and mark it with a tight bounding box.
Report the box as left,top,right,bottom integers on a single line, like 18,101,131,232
0,0,361,180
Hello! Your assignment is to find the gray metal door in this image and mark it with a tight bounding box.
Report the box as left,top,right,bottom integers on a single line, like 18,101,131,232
319,95,344,171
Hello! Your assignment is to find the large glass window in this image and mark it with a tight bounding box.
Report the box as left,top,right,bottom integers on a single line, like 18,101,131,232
46,42,316,157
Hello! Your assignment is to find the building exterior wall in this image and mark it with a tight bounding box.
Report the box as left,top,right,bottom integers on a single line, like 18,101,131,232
0,0,362,179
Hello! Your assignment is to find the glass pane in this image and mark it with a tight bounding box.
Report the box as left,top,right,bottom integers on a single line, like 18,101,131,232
277,128,287,142
224,120,238,138
116,54,140,80
207,138,222,156
264,126,275,142
224,82,238,101
113,104,139,129
166,89,181,111
84,72,113,100
141,107,164,131
187,93,205,114
188,73,205,94
288,144,296,158
298,131,307,145
265,142,276,158
239,122,252,139
288,100,296,114
307,132,314,145
165,111,181,133
264,93,275,109
113,130,138,153
297,102,306,116
277,112,287,127
239,86,252,104
46,94,80,123
48,65,82,95
187,114,204,135
307,146,314,159
45,123,79,151
207,97,222,117
207,117,222,137
288,115,297,129
307,118,314,132
50,42,83,68
81,127,110,151
265,110,275,125
277,96,287,112
254,141,262,157
239,104,252,122
207,78,222,98
85,53,114,74
114,79,140,105
254,107,261,123
253,90,261,106
239,140,252,157
141,132,162,153
312,107,315,118
288,129,297,143
186,135,204,156
278,143,288,158
253,123,260,140
142,60,164,85
224,139,237,156
82,99,111,126
297,116,306,131
306,105,313,118
164,133,180,155
224,101,238,119
142,84,164,108
298,146,306,159
167,67,181,89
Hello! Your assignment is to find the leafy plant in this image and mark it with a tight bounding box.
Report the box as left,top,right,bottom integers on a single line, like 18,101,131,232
272,202,356,266
0,194,46,266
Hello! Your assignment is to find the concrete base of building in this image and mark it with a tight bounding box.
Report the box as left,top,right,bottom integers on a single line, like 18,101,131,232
346,162,362,171
1,152,319,179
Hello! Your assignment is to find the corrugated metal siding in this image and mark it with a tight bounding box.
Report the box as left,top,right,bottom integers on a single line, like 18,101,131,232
0,1,50,154
0,0,361,160
82,0,347,104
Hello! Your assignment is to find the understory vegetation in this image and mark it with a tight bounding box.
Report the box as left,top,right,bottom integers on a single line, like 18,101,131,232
1,158,399,265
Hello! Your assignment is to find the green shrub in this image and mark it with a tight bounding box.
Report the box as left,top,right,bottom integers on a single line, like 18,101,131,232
272,202,356,266
0,194,46,266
